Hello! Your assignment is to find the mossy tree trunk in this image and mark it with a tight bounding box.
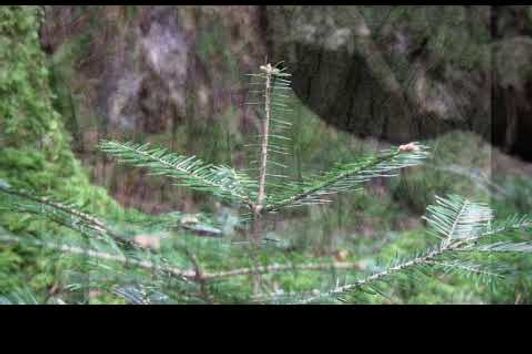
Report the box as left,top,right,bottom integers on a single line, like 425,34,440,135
0,6,121,299
0,6,118,209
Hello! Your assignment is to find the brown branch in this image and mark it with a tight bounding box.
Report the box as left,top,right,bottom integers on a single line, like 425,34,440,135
0,234,197,280
200,261,364,281
255,63,275,216
0,233,370,305
0,233,365,283
185,250,216,303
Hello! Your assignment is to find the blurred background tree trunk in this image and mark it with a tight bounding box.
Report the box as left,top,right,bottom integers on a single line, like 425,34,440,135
36,5,532,211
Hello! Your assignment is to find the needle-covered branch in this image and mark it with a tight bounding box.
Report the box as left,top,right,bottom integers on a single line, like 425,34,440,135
0,231,366,283
99,141,257,209
291,195,531,304
265,142,430,213
0,182,135,248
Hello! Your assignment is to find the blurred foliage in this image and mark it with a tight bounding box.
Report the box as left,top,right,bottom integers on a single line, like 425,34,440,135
0,6,142,296
357,6,492,81
0,6,531,303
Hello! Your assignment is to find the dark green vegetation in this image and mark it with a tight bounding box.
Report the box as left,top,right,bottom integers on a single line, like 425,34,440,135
0,6,531,304
0,6,140,298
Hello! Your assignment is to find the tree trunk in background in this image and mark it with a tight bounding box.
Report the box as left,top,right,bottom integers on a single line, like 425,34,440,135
39,6,268,213
40,5,532,159
36,5,532,212
40,6,267,140
267,5,532,160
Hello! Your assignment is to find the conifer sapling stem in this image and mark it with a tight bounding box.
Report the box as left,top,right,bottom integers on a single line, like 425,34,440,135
255,63,275,218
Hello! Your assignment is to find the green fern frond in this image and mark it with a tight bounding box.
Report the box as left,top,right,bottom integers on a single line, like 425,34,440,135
99,140,256,208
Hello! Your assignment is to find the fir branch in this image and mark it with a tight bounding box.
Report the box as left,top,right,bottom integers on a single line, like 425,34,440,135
0,184,136,248
199,260,364,281
265,142,429,212
430,260,506,281
99,141,256,208
253,63,293,215
422,194,493,245
299,245,448,304
0,287,40,305
470,241,532,253
2,193,529,304
479,214,531,239
293,195,531,304
0,184,107,234
0,233,197,282
255,63,274,214
0,232,365,283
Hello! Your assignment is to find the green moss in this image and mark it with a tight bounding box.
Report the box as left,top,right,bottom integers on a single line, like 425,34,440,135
0,6,129,297
0,6,123,213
